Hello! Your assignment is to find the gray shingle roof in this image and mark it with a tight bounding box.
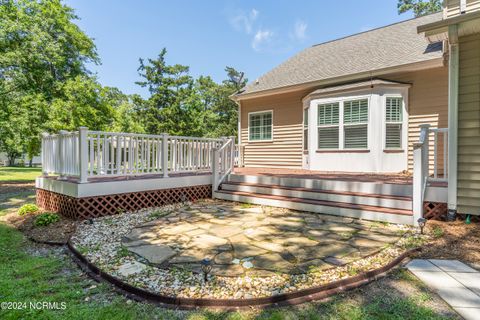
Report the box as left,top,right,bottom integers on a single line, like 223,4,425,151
239,13,443,97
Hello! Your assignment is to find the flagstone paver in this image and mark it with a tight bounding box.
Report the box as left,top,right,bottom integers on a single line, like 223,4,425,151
122,202,406,276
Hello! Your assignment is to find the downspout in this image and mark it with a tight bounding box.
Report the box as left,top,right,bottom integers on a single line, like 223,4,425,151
447,24,459,215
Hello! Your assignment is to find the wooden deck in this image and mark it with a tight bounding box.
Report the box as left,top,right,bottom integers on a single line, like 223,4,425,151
233,167,448,187
233,167,414,184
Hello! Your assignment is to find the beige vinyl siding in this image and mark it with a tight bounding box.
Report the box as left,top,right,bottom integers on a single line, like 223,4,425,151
457,33,480,215
445,0,480,18
387,67,449,172
240,90,308,168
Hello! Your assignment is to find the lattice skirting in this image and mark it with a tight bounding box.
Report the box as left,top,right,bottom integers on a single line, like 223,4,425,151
36,185,212,220
423,202,448,220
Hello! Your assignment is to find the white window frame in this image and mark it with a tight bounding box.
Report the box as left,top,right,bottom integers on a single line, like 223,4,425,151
317,102,341,150
303,106,309,151
384,95,405,150
248,110,273,142
342,97,370,150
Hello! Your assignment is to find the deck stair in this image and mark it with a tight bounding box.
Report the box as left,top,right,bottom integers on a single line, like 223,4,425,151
213,174,414,224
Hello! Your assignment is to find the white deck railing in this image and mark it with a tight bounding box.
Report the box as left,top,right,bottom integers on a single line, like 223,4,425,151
41,127,227,183
412,124,448,225
212,137,235,191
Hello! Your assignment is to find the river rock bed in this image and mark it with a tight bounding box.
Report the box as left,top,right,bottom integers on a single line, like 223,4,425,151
71,199,421,299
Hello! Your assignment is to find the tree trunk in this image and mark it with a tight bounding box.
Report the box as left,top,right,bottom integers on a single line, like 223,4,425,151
29,158,33,167
7,155,16,166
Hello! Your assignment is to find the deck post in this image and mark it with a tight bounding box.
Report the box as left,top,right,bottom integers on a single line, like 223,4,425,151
229,136,236,171
78,127,89,183
41,133,49,176
413,143,424,226
162,133,169,178
420,124,431,178
212,148,219,192
58,130,68,180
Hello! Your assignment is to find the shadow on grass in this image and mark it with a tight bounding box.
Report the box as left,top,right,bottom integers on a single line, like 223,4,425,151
0,186,36,216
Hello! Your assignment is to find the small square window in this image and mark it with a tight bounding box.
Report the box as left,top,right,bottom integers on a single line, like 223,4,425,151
249,112,272,141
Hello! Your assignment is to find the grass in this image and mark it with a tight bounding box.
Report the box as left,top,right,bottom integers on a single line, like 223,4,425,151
0,166,42,182
0,166,41,216
0,167,456,319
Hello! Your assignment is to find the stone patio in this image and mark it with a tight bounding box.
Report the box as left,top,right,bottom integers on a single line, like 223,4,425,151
122,201,406,276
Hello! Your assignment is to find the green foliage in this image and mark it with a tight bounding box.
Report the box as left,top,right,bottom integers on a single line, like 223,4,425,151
0,0,99,163
34,212,60,226
47,75,116,131
136,48,245,138
398,0,442,17
432,225,444,238
18,203,39,215
1,1,243,167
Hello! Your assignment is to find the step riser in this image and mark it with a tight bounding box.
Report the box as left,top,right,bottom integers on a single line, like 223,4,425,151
228,174,412,197
221,184,412,210
214,192,414,225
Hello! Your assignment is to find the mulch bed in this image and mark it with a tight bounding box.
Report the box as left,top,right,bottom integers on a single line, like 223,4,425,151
415,219,480,267
8,213,77,245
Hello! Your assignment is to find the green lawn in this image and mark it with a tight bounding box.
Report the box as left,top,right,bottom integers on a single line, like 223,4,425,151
0,166,42,182
0,167,457,319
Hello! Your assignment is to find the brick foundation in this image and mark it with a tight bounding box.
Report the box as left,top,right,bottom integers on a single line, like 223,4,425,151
36,185,212,220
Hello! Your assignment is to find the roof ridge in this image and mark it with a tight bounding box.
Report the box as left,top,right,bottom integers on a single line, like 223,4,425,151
311,11,442,48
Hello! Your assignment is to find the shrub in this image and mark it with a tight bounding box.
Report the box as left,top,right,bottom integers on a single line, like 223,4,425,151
18,204,39,216
432,226,444,238
34,213,60,227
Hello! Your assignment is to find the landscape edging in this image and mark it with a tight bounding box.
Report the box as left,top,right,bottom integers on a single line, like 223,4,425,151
67,240,419,310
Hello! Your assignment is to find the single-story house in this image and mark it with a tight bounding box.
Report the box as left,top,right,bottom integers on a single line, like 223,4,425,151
231,0,480,218
35,0,479,226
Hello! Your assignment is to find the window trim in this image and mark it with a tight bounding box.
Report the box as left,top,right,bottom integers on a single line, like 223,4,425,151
384,95,404,150
342,98,369,150
303,106,309,151
317,102,340,150
247,110,273,142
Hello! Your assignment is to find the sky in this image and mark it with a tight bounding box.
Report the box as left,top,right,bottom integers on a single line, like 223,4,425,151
64,0,414,97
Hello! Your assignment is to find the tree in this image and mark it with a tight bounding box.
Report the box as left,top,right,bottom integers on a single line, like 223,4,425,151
135,48,246,139
136,48,197,135
0,0,98,165
47,75,115,132
111,94,145,134
398,0,443,17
